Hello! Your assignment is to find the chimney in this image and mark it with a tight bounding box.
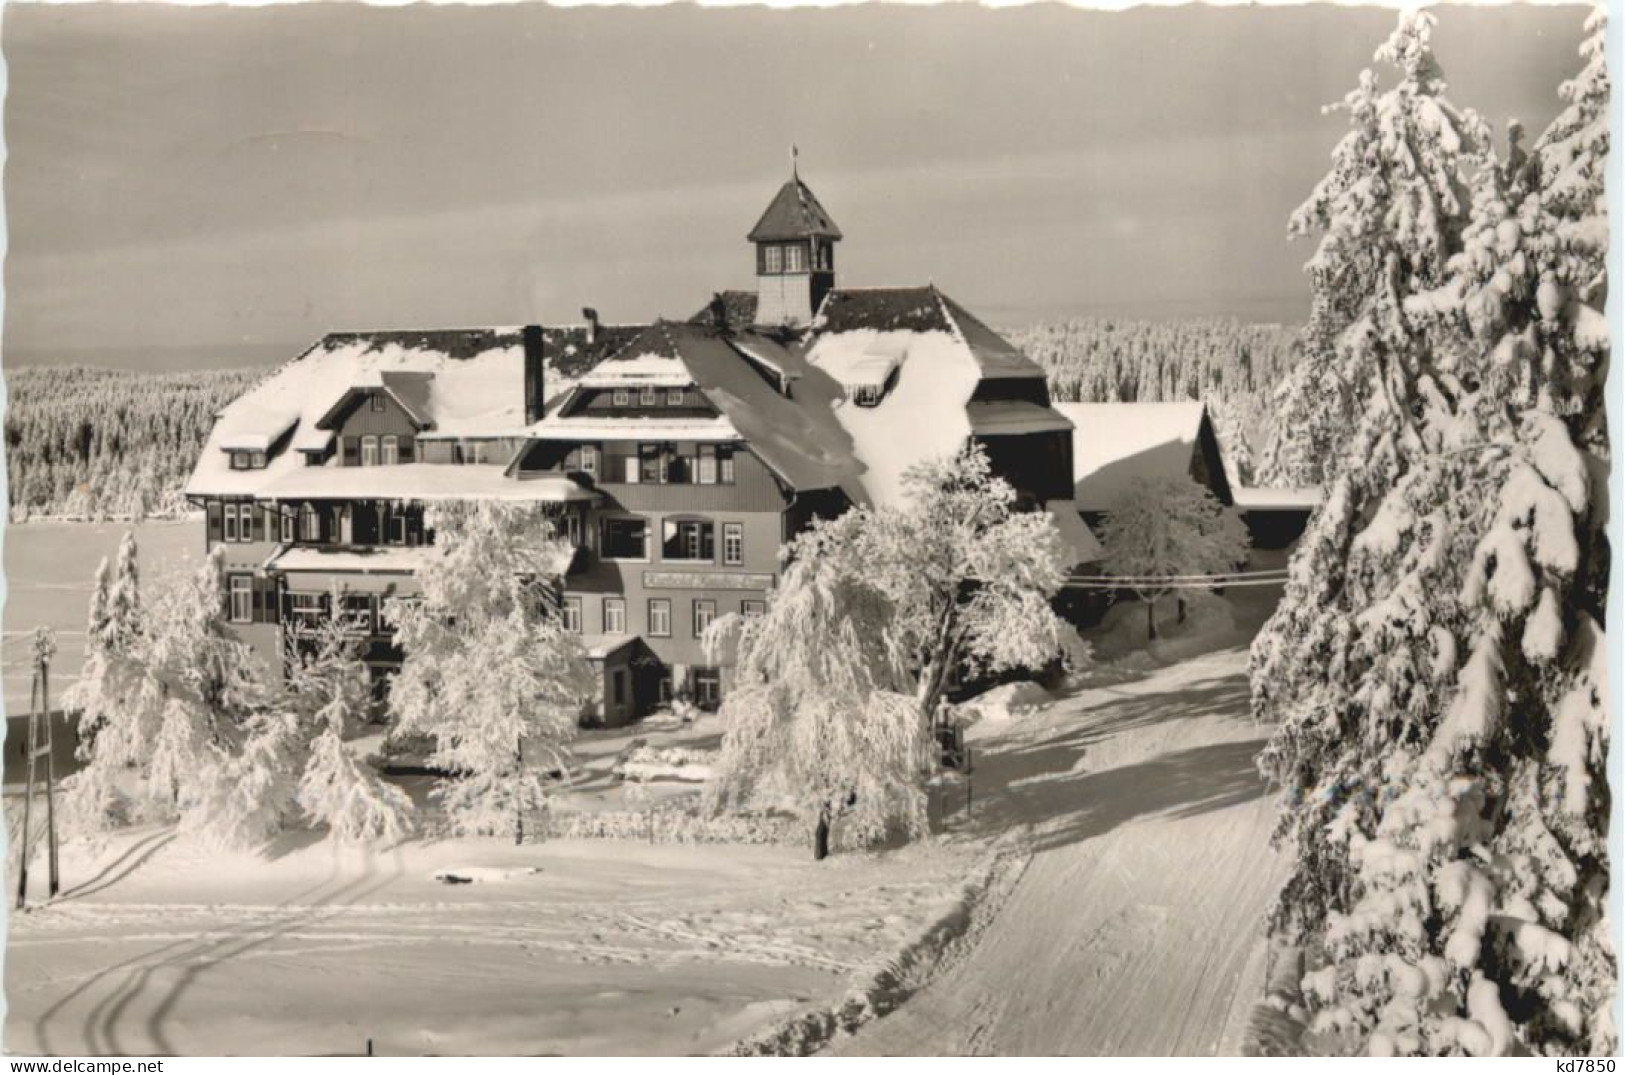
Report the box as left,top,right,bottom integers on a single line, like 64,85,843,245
582,307,600,345
522,324,545,425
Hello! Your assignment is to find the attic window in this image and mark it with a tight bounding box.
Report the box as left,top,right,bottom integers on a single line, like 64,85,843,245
371,393,386,412
612,389,630,407
853,385,883,407
229,450,268,470
639,386,659,407
667,389,685,407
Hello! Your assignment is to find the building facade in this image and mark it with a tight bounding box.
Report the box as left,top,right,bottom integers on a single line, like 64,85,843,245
186,174,1099,724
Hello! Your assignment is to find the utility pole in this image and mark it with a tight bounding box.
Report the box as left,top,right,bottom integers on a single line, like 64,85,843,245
16,627,60,909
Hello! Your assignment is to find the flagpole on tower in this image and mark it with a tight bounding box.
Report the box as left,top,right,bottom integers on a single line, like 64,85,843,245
791,144,799,180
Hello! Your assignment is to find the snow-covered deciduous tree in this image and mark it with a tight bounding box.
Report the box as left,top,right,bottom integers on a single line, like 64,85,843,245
1097,476,1250,640
387,501,594,842
705,550,931,860
855,445,1073,719
1255,9,1613,1056
708,443,1070,858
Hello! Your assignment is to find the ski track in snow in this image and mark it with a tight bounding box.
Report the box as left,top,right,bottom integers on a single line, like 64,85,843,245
826,644,1285,1056
6,640,1282,1057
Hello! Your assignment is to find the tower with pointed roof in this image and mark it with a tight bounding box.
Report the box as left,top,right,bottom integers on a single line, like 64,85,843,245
748,163,841,329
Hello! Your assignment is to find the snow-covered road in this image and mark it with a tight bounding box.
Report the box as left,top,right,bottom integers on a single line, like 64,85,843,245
829,645,1285,1055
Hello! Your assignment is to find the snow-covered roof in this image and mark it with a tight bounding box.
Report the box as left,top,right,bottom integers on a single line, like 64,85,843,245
316,371,437,430
577,633,640,661
576,350,693,389
814,287,1047,382
967,401,1075,437
520,414,743,444
267,546,433,575
1233,486,1323,512
260,465,600,504
1055,401,1223,514
1047,500,1106,566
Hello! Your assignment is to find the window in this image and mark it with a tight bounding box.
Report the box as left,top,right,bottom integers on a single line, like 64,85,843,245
662,519,714,562
742,600,765,618
611,670,627,707
604,598,626,635
623,454,641,484
251,450,267,469
697,449,718,485
230,452,247,471
612,389,630,407
657,674,673,705
280,508,295,543
561,596,582,633
639,386,659,407
694,667,721,708
639,444,665,485
667,389,685,407
230,450,267,470
785,243,807,273
371,392,386,412
719,447,735,484
601,517,649,561
580,445,598,478
723,523,744,566
763,244,783,274
649,599,672,637
289,591,325,626
361,436,380,467
854,384,883,407
300,503,321,542
381,436,399,465
693,600,716,638
223,503,238,543
561,512,583,548
343,594,373,634
228,575,252,624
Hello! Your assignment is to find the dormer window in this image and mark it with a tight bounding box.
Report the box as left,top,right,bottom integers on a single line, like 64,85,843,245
612,389,630,407
371,393,386,412
667,389,685,407
854,385,883,407
229,450,267,470
639,386,659,407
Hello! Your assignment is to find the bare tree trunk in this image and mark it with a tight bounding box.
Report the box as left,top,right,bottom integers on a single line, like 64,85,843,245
1177,595,1187,624
1147,597,1159,641
813,803,831,861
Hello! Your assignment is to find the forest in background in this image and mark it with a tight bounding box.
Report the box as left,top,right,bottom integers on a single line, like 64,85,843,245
3,318,1300,521
1005,316,1303,486
4,365,266,522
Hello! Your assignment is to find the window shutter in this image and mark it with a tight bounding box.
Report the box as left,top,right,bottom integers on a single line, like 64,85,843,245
206,501,223,545
342,437,359,467
249,504,264,543
400,437,415,464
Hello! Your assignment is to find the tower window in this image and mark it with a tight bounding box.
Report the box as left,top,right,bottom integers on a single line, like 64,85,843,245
763,244,783,275
784,243,807,273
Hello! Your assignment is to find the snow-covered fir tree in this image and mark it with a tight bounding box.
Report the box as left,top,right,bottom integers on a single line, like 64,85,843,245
292,605,414,845
387,501,594,842
61,532,147,828
1262,11,1487,488
1097,475,1250,640
1255,9,1613,1055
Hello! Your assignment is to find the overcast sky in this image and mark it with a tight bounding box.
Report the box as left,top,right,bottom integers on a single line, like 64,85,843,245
0,2,1594,370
